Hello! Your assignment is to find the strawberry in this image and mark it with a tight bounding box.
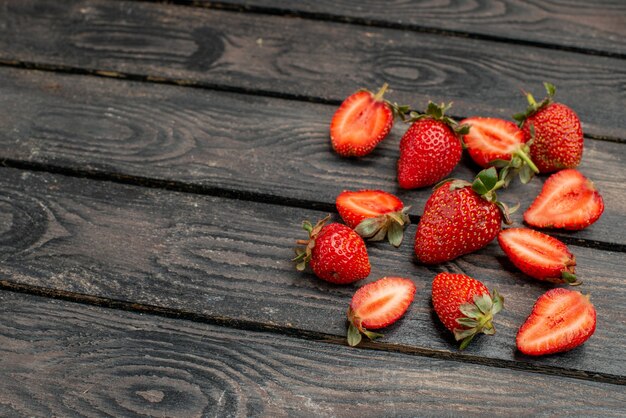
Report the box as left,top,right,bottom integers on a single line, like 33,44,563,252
498,228,579,285
414,167,512,264
460,117,539,185
330,83,408,157
294,215,370,284
517,288,596,356
513,82,583,173
336,189,410,247
347,276,416,346
431,273,503,349
524,169,604,230
397,102,467,189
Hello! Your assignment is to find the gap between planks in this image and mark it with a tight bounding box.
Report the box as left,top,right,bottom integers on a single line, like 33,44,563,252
2,158,624,254
127,0,626,60
0,281,623,387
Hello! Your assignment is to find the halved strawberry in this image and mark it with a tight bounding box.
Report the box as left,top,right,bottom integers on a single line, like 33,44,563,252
517,288,596,356
524,169,604,230
336,190,410,247
331,84,406,157
498,228,578,285
461,117,538,185
347,276,416,346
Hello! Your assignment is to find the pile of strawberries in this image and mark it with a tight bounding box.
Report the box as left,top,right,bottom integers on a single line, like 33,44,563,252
295,83,603,356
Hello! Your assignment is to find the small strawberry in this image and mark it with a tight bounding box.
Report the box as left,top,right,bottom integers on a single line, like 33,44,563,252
431,273,503,349
498,228,579,285
397,102,468,189
513,82,583,173
517,288,596,356
347,276,416,346
460,117,539,185
330,83,409,157
294,215,370,284
524,169,604,230
414,167,513,264
336,189,410,247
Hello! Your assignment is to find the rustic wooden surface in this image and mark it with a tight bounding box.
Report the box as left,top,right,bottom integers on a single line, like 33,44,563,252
0,0,624,415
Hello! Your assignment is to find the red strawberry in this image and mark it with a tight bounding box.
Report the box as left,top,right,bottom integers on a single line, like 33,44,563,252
517,288,596,356
431,273,503,349
294,216,370,284
514,83,583,173
347,276,416,346
330,84,407,157
524,169,604,230
336,189,410,247
397,102,466,189
498,228,579,285
415,168,510,264
460,117,539,185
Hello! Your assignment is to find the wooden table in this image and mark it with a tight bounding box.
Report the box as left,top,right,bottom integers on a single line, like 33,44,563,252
1,0,625,415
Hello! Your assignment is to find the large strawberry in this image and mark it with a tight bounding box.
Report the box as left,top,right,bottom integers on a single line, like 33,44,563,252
414,167,512,264
347,276,416,346
513,82,583,173
294,216,370,284
431,273,503,349
517,288,596,356
460,117,539,185
524,169,604,230
397,102,468,189
336,189,410,247
498,228,579,285
330,83,409,157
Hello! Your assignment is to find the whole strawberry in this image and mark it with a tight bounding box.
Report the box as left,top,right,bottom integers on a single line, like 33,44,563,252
397,102,467,189
513,82,583,173
414,167,511,264
432,273,503,349
294,215,370,284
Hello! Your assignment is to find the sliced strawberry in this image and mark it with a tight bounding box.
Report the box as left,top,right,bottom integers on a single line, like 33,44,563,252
330,84,394,157
498,228,578,284
347,277,416,346
524,169,604,230
517,288,596,356
336,190,409,247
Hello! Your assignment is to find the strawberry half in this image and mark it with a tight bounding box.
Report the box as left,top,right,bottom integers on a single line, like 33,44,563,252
397,102,467,189
330,84,408,157
432,273,503,349
514,82,583,173
460,117,539,185
336,189,410,247
294,216,370,284
517,288,596,356
524,169,604,230
347,276,416,346
498,228,579,285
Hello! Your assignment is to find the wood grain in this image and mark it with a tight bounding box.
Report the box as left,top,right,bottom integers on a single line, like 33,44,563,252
1,291,625,416
0,67,623,248
0,167,624,382
201,0,626,56
0,0,625,140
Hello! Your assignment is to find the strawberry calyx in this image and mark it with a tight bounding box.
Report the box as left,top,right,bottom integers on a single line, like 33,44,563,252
513,82,556,127
359,83,412,121
562,271,581,286
405,101,470,136
454,289,504,350
354,207,411,247
471,167,519,224
293,215,331,271
347,307,384,347
490,129,540,186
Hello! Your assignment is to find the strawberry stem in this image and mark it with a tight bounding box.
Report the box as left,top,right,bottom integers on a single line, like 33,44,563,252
373,83,389,102
513,149,540,174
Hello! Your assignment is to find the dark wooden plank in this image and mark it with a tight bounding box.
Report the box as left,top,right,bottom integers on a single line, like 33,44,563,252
204,0,626,57
2,291,625,416
0,167,624,382
0,67,623,248
1,0,625,140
